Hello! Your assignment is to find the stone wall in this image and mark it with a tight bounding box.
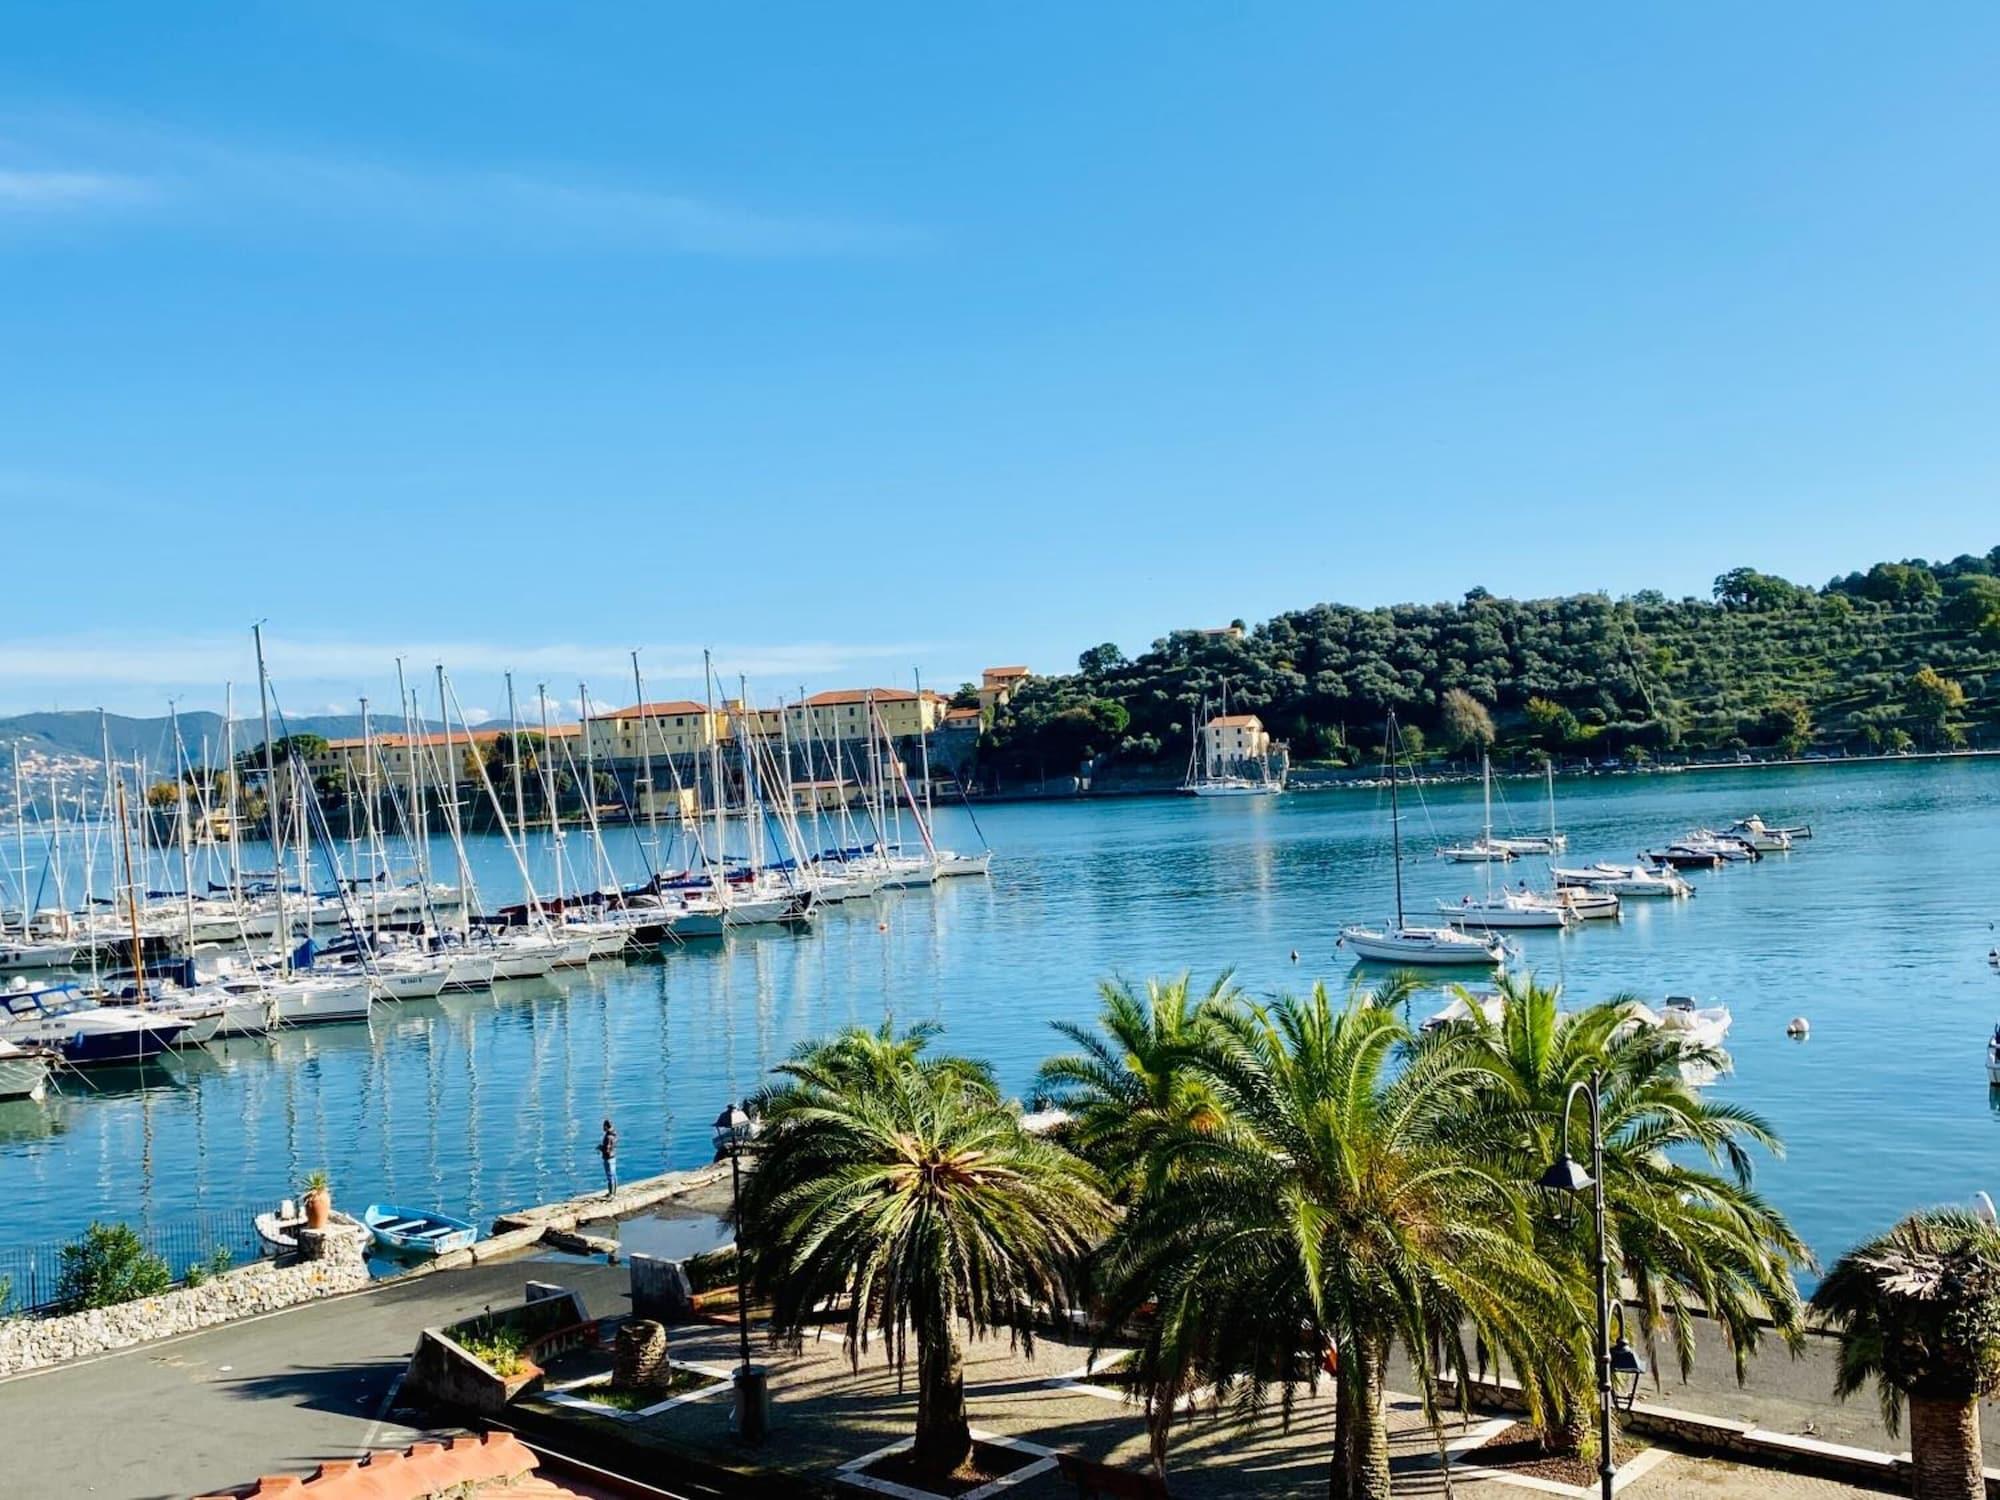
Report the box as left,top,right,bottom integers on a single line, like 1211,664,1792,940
0,1240,369,1377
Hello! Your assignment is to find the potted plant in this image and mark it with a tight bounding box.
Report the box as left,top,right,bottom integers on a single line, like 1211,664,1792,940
301,1170,331,1231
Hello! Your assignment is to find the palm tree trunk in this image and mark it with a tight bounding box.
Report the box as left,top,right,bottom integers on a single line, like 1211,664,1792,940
912,1315,973,1479
1334,1334,1390,1500
1907,1395,1983,1500
1331,1358,1355,1500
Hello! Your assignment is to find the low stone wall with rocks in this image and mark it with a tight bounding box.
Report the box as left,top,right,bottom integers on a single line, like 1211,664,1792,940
0,1239,369,1377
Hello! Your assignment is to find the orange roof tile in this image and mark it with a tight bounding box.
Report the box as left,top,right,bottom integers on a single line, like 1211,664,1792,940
192,1433,575,1500
1207,714,1263,728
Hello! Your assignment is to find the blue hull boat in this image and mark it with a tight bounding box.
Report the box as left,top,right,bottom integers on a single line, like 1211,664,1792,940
361,1202,477,1256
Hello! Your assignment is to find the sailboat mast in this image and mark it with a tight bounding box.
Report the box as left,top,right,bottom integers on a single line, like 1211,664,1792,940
914,669,934,828
1388,714,1405,929
704,650,725,901
538,683,564,910
115,778,147,1002
630,652,661,869
10,745,26,940
253,624,287,970
436,665,473,936
505,672,529,901
169,701,196,957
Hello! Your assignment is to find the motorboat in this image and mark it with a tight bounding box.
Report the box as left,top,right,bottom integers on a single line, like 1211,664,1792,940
1617,996,1733,1061
1556,888,1621,921
1439,889,1575,929
362,1202,477,1257
1339,923,1510,966
1729,815,1810,847
1988,1026,2000,1087
0,1038,54,1101
1420,991,1506,1031
255,1200,372,1259
0,982,191,1065
1555,863,1692,899
1721,817,1793,853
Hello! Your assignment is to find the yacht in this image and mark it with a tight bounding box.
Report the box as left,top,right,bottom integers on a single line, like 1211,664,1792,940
1440,887,1575,929
1554,863,1692,898
0,983,191,1065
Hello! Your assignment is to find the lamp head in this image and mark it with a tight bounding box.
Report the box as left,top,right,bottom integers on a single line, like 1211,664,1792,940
1537,1152,1593,1195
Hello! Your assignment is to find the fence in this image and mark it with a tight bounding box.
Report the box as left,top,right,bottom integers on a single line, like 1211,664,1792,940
0,1207,262,1317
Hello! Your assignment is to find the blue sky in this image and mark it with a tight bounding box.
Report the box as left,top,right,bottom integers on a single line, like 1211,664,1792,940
4,4,1999,719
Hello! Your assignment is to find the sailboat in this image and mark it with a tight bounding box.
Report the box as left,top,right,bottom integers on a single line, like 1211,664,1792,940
1438,757,1574,930
1179,685,1282,797
1339,718,1509,967
1487,763,1569,854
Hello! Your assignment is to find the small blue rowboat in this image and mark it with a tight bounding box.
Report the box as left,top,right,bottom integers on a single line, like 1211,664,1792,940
362,1202,477,1257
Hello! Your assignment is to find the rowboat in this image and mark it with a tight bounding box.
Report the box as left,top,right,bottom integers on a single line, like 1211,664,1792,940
362,1202,477,1256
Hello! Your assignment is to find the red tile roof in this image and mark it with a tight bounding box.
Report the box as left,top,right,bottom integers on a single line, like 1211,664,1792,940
1207,714,1263,728
192,1434,580,1500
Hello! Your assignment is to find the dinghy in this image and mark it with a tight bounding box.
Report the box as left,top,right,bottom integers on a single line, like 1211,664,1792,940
362,1202,477,1256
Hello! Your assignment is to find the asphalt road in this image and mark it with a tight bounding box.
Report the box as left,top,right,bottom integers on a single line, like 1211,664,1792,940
0,1250,630,1500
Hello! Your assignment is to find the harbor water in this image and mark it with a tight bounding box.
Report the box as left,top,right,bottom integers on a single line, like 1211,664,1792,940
3,758,1998,1275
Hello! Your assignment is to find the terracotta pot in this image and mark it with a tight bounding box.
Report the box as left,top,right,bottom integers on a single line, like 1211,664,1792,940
303,1187,331,1230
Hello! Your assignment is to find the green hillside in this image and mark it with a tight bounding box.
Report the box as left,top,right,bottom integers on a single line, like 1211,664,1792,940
980,548,2000,775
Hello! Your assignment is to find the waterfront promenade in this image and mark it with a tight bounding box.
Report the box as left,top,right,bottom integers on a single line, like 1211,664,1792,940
1,1219,1987,1499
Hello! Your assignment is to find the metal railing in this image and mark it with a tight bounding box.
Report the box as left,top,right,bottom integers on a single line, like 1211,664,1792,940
0,1207,262,1317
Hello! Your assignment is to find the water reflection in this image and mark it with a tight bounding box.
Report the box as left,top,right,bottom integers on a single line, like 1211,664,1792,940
3,767,1999,1269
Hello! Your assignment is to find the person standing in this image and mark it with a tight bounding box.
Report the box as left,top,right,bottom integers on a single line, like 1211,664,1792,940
597,1118,618,1197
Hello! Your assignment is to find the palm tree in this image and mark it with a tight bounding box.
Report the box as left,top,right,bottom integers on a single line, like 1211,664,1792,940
1033,972,1243,1475
1096,983,1566,1500
1033,972,1242,1197
1449,975,1809,1445
737,1023,1110,1482
1812,1209,2000,1500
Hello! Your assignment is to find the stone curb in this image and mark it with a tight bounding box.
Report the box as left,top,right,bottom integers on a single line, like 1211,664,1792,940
1455,1371,2000,1496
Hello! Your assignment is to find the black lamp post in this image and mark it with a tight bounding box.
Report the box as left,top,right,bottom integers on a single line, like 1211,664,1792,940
1538,1068,1621,1500
713,1101,767,1443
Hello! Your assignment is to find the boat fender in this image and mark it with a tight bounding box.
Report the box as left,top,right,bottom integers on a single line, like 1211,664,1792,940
876,921,888,933
1785,1017,1809,1039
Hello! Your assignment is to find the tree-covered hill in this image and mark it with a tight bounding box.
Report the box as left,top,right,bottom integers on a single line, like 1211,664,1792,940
979,546,2000,776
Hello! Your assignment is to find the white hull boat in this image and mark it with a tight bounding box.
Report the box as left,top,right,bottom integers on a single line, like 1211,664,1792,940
1339,923,1509,966
0,941,84,973
1421,992,1506,1031
933,849,994,878
1189,778,1280,797
1558,888,1621,920
0,1039,53,1101
1438,839,1516,863
1554,863,1692,898
1440,892,1575,929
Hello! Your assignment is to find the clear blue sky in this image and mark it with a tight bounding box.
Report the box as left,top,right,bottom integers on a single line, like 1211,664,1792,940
4,4,1998,719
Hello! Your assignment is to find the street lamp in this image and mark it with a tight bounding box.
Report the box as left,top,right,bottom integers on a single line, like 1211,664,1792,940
712,1101,767,1443
1608,1305,1646,1415
1538,1069,1621,1500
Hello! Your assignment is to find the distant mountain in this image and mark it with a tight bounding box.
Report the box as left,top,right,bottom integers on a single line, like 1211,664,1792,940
0,711,442,768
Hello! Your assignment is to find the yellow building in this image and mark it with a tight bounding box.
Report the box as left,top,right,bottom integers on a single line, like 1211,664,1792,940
1203,713,1270,771
305,725,581,789
729,689,949,746
585,701,729,763
978,666,1031,712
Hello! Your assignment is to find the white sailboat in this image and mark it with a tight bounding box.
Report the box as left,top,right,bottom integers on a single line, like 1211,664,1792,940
1441,758,1574,930
1340,717,1509,968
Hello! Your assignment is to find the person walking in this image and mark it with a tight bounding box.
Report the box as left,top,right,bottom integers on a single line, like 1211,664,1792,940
597,1118,618,1197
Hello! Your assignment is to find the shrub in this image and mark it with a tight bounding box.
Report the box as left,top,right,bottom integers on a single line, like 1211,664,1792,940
457,1320,534,1376
56,1223,173,1311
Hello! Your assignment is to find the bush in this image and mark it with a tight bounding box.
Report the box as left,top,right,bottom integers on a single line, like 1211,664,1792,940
457,1320,534,1376
56,1223,173,1312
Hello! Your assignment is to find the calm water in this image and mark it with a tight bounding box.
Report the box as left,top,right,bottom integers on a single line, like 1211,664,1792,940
3,760,1998,1274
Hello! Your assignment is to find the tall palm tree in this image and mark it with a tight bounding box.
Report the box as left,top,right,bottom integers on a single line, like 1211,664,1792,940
1812,1208,2000,1500
1096,983,1567,1500
737,1023,1110,1481
1448,975,1810,1444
